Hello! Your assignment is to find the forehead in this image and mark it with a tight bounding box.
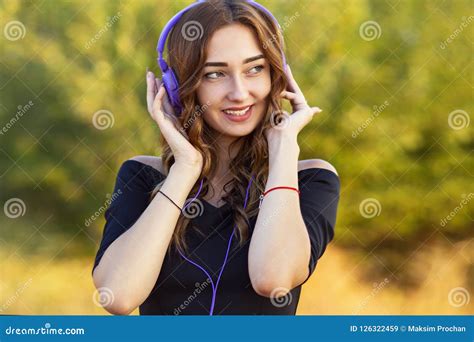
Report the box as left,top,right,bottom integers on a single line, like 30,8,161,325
205,23,263,63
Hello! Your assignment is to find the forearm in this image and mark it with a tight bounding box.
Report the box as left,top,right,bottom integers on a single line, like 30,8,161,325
93,162,200,314
248,135,310,295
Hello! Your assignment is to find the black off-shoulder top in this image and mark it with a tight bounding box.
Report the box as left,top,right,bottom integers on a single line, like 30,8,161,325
93,159,340,315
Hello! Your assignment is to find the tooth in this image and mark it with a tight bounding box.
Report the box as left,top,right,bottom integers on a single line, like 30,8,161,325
224,106,249,116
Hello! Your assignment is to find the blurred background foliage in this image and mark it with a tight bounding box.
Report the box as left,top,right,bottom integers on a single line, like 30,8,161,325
0,0,472,314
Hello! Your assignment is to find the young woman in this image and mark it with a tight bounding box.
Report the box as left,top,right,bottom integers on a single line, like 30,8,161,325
92,0,340,315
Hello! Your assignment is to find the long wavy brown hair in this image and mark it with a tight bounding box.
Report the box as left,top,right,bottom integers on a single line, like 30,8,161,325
151,0,289,254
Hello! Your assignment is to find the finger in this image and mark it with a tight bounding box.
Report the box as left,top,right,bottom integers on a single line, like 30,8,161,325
152,85,191,142
289,106,322,130
151,85,166,122
155,78,175,116
303,106,322,124
285,65,304,96
146,71,156,113
153,85,184,133
310,106,323,115
280,90,299,101
280,90,309,112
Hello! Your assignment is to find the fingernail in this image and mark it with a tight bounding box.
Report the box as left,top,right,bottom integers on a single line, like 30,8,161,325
313,107,322,113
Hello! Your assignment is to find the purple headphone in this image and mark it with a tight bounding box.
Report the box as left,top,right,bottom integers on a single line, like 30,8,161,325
157,0,287,315
156,0,287,117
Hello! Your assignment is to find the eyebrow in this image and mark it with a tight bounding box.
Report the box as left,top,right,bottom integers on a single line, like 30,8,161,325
204,54,265,67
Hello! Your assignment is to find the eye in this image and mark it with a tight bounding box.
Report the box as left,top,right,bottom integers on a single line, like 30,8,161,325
248,65,265,75
204,71,224,79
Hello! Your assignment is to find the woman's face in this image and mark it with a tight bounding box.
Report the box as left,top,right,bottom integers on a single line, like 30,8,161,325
196,23,271,139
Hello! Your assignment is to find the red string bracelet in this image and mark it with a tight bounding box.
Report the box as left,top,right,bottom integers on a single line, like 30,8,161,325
259,186,300,208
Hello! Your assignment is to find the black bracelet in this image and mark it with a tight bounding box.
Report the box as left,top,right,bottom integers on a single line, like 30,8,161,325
158,190,182,212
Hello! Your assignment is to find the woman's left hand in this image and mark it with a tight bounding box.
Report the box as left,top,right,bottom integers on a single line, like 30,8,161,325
265,65,322,144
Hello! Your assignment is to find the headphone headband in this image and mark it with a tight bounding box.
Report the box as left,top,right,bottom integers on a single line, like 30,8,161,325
156,0,286,116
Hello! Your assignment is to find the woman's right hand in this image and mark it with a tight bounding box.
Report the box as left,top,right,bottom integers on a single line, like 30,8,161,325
146,70,203,173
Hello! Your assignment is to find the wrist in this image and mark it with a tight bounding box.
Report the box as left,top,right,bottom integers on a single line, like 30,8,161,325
268,133,300,159
170,161,202,180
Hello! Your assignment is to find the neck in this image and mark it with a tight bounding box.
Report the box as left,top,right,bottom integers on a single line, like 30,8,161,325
204,133,245,205
212,134,243,182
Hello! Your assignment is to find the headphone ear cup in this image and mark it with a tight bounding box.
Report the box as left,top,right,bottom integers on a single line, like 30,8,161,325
161,68,182,115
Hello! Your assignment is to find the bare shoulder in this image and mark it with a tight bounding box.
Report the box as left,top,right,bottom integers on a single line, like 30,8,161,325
128,155,164,174
298,159,338,176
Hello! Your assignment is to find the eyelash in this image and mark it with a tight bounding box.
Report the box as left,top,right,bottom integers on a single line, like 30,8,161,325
204,65,265,79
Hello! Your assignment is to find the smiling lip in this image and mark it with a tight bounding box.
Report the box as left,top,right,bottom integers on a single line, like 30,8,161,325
222,105,253,111
221,105,253,122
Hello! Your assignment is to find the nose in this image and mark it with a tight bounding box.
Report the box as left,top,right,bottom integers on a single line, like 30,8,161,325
226,76,249,103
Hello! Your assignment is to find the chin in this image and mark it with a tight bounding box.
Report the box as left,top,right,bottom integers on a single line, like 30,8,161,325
222,126,257,138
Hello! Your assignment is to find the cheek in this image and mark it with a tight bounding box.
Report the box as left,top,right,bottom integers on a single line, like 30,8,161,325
254,72,272,100
199,96,223,130
196,86,218,130
196,84,210,107
197,83,226,112
254,75,272,109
